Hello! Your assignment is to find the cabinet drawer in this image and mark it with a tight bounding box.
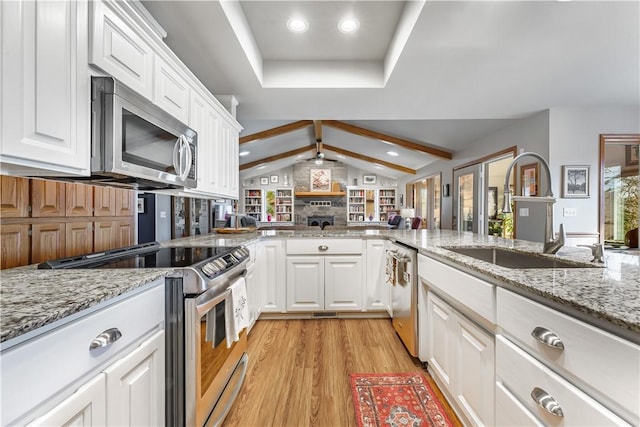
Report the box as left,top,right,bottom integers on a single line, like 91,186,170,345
496,336,629,426
286,239,362,255
418,254,495,324
495,381,543,427
497,288,639,424
0,281,164,425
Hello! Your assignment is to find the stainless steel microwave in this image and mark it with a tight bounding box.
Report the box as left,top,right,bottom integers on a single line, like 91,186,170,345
91,77,197,189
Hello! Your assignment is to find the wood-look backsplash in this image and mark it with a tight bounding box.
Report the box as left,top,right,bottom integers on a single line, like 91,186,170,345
0,175,136,269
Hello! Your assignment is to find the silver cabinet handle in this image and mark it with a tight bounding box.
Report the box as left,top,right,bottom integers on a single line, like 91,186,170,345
318,245,328,251
531,326,565,350
531,387,564,417
89,327,122,350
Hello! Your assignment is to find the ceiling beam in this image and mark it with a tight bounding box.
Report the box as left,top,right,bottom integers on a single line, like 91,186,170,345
239,120,313,144
323,120,453,160
239,145,314,171
323,144,417,175
313,120,323,142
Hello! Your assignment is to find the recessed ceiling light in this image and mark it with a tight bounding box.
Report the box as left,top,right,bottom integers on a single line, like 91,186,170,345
336,154,346,159
374,164,384,169
287,17,308,33
387,151,399,157
338,18,359,34
256,165,267,170
239,150,250,157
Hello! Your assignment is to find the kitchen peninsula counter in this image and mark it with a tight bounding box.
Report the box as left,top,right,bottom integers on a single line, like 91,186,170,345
1,229,638,347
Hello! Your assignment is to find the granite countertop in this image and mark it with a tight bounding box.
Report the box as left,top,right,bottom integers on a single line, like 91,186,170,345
1,229,638,347
0,268,172,346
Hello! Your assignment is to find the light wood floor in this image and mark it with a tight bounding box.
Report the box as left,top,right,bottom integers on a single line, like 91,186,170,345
223,318,461,427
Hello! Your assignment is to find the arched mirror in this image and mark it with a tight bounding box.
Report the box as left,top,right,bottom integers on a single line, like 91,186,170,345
599,134,640,248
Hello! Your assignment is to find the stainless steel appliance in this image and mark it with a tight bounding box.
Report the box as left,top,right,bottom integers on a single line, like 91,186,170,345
90,76,197,190
38,242,249,426
385,241,418,357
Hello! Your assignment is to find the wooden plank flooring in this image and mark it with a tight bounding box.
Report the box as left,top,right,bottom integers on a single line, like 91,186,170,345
223,318,461,427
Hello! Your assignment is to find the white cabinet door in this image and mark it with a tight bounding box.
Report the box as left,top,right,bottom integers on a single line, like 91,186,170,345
245,261,260,332
325,256,363,311
365,240,389,311
104,330,165,427
454,311,495,426
188,91,211,192
258,240,286,313
27,374,106,427
287,257,324,311
1,0,90,175
154,56,190,124
427,292,454,390
215,119,239,199
90,0,154,100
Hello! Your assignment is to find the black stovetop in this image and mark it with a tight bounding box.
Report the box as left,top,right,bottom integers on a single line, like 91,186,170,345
37,242,239,270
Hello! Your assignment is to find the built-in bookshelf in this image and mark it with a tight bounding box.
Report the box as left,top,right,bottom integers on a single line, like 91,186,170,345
275,189,294,222
347,188,366,222
243,189,263,221
378,189,397,222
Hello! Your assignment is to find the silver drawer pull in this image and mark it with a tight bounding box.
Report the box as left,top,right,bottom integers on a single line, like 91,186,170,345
89,328,122,350
318,245,328,251
531,326,565,350
531,387,564,417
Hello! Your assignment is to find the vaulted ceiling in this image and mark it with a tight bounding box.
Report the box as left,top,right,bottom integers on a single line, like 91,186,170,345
142,1,640,180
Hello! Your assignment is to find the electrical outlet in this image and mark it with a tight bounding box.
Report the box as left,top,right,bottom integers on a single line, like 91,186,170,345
563,207,577,217
519,207,529,217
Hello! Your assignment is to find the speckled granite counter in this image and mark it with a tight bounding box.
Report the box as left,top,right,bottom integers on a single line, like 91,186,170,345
1,229,638,347
0,268,172,346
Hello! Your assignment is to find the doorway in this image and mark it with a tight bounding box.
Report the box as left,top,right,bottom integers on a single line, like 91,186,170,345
452,147,517,236
409,174,441,229
600,134,639,247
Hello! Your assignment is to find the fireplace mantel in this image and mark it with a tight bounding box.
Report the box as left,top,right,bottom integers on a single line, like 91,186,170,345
295,191,345,197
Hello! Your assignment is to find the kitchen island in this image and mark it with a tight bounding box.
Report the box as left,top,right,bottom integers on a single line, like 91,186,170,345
1,229,638,346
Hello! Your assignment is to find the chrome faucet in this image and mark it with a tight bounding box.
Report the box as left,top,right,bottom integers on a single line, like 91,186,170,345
502,152,566,254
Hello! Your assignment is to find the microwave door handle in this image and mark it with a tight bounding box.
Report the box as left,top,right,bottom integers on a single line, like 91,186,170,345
172,137,182,177
180,136,192,181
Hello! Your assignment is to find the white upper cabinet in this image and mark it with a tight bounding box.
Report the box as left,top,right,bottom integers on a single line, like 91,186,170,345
90,0,154,100
154,56,190,124
1,0,90,175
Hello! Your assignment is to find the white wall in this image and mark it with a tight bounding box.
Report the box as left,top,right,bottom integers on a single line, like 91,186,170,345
549,107,640,235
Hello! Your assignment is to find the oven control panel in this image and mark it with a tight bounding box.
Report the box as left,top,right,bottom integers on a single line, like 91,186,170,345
201,247,249,278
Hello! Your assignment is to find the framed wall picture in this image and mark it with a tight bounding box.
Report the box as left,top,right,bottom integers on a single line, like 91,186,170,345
625,144,639,166
363,175,377,185
137,197,145,214
520,162,539,196
260,177,269,185
270,175,279,183
562,165,590,198
310,169,331,191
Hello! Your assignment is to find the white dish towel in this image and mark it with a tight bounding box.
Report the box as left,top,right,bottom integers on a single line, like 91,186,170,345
225,276,249,348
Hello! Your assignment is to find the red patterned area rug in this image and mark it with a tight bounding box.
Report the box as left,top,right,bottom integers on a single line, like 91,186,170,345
350,372,454,427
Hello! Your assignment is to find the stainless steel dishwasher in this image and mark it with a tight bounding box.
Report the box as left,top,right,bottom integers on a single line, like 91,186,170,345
385,241,418,357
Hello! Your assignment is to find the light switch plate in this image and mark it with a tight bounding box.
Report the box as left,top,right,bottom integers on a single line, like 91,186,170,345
519,207,529,217
563,207,577,217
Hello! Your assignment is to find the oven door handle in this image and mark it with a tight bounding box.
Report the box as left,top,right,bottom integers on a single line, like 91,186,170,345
195,288,231,318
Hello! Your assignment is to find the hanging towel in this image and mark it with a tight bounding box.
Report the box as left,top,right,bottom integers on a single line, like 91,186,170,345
225,276,249,348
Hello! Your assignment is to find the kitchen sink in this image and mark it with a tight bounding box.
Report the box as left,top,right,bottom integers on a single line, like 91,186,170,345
443,247,599,269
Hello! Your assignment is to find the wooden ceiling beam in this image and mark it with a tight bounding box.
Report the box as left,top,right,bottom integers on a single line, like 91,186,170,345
239,145,314,171
323,144,416,175
313,120,323,142
323,120,453,160
239,120,313,145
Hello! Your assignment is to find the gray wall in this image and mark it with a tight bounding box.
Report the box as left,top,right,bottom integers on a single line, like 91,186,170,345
155,194,172,242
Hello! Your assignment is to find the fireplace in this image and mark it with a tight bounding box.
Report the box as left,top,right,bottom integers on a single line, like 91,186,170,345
307,216,334,229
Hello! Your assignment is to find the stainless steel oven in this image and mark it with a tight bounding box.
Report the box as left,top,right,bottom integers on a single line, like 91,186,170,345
38,243,250,426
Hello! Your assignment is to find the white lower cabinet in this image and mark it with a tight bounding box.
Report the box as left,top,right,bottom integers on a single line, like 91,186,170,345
27,375,106,427
0,280,165,426
104,330,165,426
286,255,363,311
365,239,390,312
257,239,286,313
427,291,495,426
